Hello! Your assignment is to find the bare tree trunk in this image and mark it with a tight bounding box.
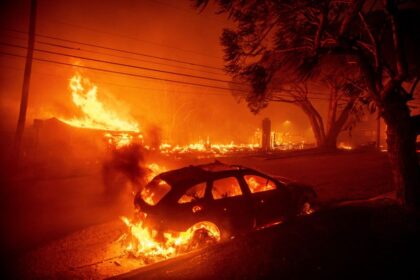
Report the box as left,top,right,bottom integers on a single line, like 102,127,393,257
298,101,325,147
326,87,338,132
323,98,356,150
382,98,420,209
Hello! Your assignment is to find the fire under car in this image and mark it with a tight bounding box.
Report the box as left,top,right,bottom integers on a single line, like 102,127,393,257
134,161,317,240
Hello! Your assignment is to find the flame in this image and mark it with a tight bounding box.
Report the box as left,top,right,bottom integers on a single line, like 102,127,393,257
159,141,260,155
244,175,277,193
120,214,220,261
146,163,166,182
61,73,139,133
299,202,315,215
104,132,144,149
338,142,353,150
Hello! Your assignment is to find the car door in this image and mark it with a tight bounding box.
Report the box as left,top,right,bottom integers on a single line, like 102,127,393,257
241,173,288,226
206,175,254,235
171,181,209,231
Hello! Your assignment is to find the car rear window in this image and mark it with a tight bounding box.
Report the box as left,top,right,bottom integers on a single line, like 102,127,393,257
178,182,206,204
212,177,242,200
244,175,277,193
141,178,171,206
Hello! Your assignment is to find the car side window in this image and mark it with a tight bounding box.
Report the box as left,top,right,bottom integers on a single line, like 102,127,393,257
178,182,206,204
244,175,277,193
211,177,242,200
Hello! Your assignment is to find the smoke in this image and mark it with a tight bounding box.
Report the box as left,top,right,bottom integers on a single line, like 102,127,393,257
101,143,150,198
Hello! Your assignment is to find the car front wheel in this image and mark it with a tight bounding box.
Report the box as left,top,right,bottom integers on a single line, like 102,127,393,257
185,221,222,250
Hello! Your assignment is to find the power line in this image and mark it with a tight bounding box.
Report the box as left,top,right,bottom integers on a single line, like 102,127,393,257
2,28,225,71
38,41,227,77
0,50,245,91
1,32,227,77
0,51,333,101
0,64,231,97
1,41,242,85
0,29,332,98
43,17,222,59
0,41,332,98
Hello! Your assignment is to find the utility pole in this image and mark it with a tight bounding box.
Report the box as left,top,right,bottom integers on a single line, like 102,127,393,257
14,0,37,162
376,111,381,150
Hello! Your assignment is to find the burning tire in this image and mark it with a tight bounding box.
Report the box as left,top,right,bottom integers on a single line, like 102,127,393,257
185,221,221,251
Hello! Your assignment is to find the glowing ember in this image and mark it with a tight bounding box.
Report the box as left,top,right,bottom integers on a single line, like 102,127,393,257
120,214,220,261
104,132,144,148
338,142,353,150
299,202,315,215
159,141,260,155
61,73,139,133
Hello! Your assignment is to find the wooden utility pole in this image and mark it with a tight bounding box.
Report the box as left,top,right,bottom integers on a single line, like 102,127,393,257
376,111,381,150
14,0,37,161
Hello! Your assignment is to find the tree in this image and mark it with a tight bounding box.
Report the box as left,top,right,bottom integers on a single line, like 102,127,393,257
195,0,420,209
230,57,366,149
232,70,366,150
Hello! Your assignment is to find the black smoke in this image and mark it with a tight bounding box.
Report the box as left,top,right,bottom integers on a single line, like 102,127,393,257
102,143,149,198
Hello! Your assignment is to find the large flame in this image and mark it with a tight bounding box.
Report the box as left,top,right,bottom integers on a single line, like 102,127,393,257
61,74,139,133
120,214,220,262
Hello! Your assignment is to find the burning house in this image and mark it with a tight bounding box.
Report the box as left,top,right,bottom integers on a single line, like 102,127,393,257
31,117,142,162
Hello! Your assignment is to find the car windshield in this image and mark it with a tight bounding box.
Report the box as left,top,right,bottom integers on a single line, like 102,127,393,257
141,178,171,206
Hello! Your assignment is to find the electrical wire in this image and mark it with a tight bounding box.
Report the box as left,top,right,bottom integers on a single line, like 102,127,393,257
0,51,333,101
2,28,224,71
0,41,242,85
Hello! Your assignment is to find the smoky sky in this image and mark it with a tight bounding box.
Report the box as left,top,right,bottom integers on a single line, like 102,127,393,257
0,0,329,144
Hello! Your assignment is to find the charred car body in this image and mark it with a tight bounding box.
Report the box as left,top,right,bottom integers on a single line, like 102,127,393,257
134,161,316,239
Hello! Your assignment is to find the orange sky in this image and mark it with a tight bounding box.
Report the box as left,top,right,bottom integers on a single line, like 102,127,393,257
0,0,342,144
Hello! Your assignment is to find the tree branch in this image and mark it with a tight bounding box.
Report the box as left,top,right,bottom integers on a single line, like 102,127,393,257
409,77,420,97
358,12,380,70
313,6,328,54
385,0,407,80
338,0,366,38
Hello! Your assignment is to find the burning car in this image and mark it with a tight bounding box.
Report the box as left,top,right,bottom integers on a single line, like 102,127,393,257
134,161,317,241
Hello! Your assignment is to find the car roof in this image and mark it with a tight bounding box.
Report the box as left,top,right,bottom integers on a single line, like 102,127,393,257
158,160,249,187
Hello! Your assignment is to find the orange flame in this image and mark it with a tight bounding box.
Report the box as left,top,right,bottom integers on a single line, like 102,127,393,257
61,73,139,133
120,215,220,261
244,175,277,193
